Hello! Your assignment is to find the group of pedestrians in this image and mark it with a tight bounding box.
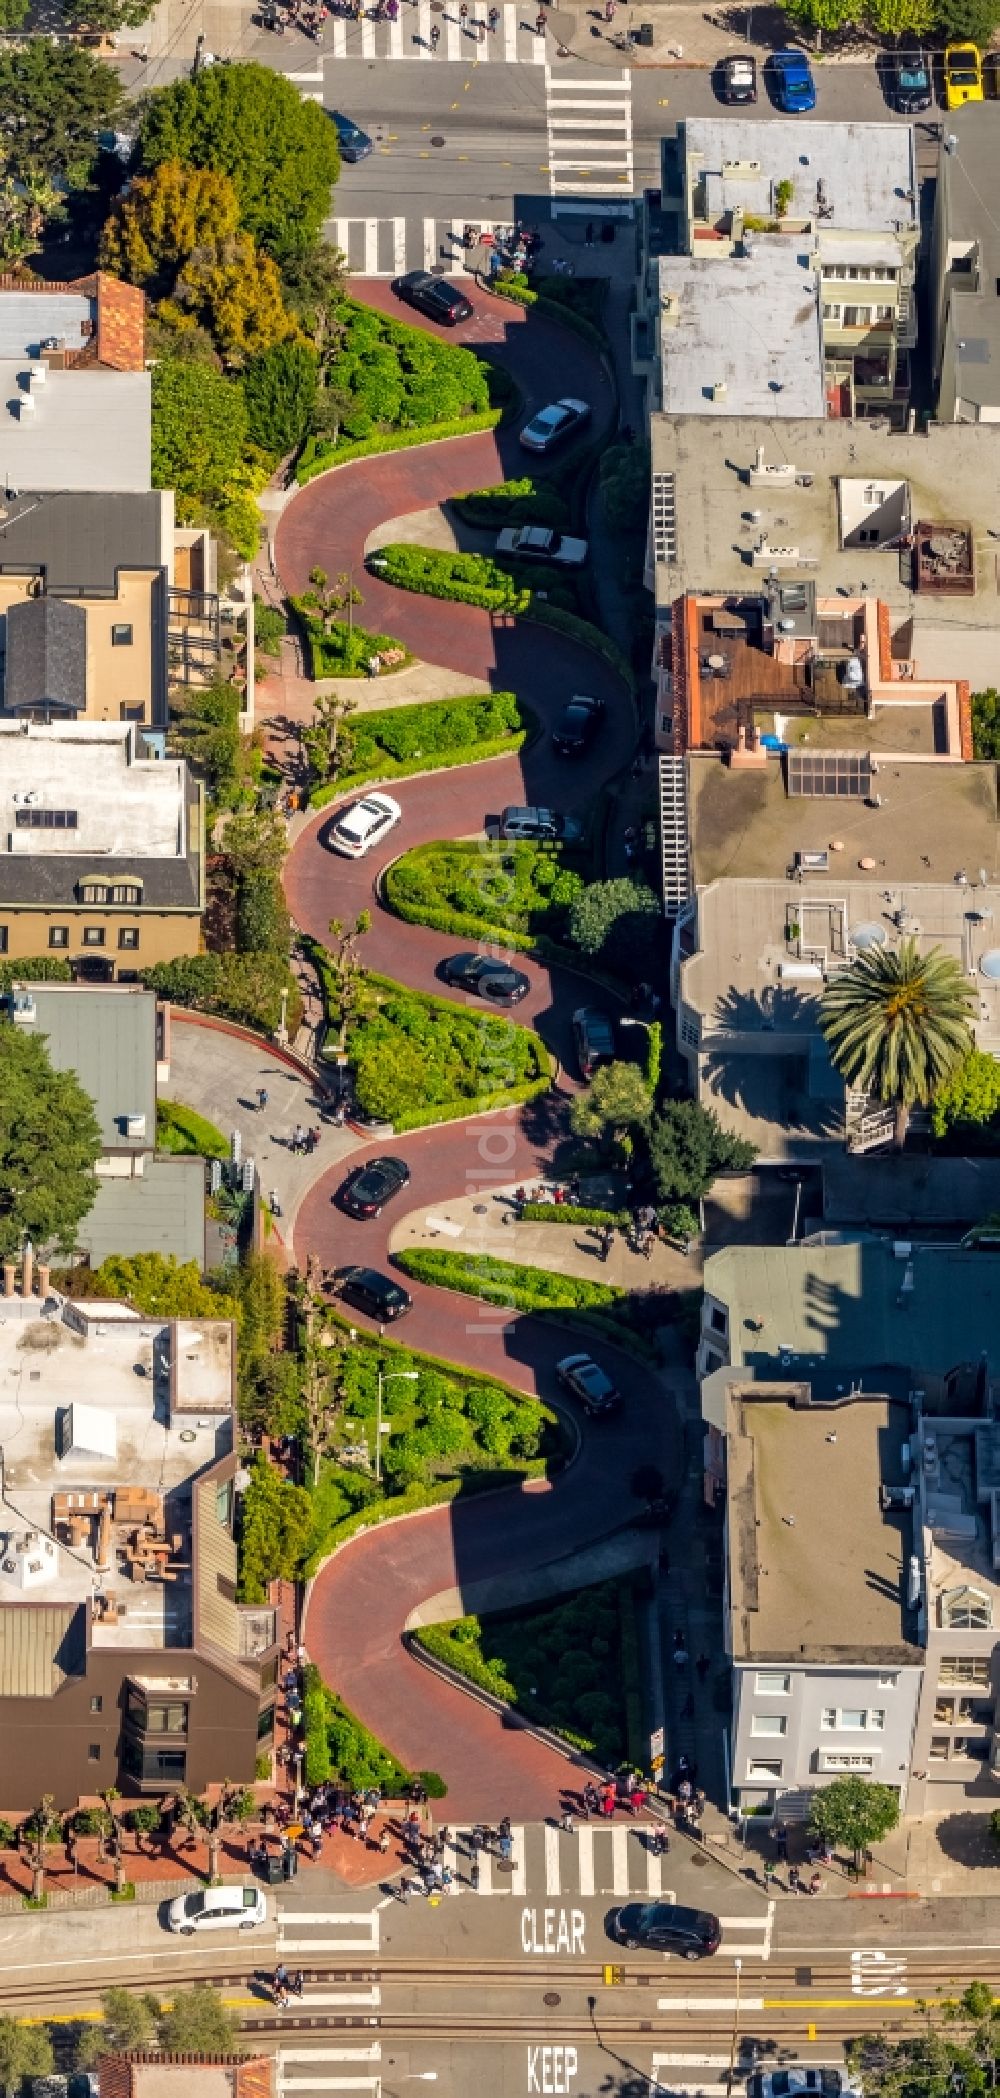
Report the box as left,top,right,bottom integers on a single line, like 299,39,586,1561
290,1123,321,1156
271,1964,305,2008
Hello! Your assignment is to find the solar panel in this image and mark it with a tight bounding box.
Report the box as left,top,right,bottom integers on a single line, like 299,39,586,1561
786,751,872,800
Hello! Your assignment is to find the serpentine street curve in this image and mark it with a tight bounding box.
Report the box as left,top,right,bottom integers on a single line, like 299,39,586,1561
280,281,678,1820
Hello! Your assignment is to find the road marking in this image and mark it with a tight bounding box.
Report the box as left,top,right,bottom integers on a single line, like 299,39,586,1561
332,15,346,52
476,1844,493,1896
446,12,460,57
851,1950,908,1997
361,12,375,53
511,1823,527,1895
545,1824,561,1897
277,1908,379,1953
653,2058,733,2068
645,1844,663,1897
393,217,407,272
577,1824,595,1897
288,65,323,76
280,2048,381,2063
291,1990,381,2008
658,1998,765,2013
364,218,379,274
389,11,403,53
611,1825,630,1896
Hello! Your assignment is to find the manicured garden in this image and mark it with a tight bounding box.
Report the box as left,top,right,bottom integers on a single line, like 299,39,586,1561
344,972,552,1131
413,1575,641,1766
308,691,530,807
383,838,586,954
371,541,584,617
296,299,496,481
292,601,412,679
452,476,569,532
393,1248,623,1317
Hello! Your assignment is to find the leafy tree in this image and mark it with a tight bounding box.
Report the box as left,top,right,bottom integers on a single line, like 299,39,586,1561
820,937,975,1146
808,1774,900,1869
78,1252,235,1321
280,238,346,345
647,1098,756,1208
303,685,357,786
140,63,340,263
151,355,248,510
850,2029,982,2098
0,2017,53,2087
930,1049,1000,1141
934,0,1000,40
0,172,59,268
224,807,286,877
236,867,291,960
0,44,123,189
567,878,660,970
0,0,27,25
570,1061,652,1145
0,956,72,989
972,688,1000,762
237,1454,314,1602
77,1988,160,2068
243,339,318,455
781,0,861,37
173,230,296,368
157,1983,242,2055
171,679,248,810
864,0,933,31
599,444,651,534
62,0,154,29
0,1027,102,1258
101,159,241,292
141,951,301,1036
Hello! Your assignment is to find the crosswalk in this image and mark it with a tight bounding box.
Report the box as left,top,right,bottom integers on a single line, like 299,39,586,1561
289,3,547,62
328,214,509,277
544,64,634,198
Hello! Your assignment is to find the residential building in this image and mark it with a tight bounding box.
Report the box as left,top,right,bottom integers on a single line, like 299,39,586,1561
0,1271,278,1807
930,107,1000,424
0,272,150,493
99,2057,273,2098
0,719,204,977
639,248,827,420
635,120,919,418
2,982,205,1268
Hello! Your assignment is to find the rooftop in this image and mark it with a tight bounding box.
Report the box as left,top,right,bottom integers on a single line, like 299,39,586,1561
917,1418,1000,1626
726,1386,919,1663
934,106,1000,415
704,1239,1000,1391
79,1158,206,1270
0,491,170,592
7,983,157,1150
657,248,826,419
0,1293,234,1652
0,366,150,493
682,117,918,237
651,416,1000,673
0,721,200,912
0,274,145,372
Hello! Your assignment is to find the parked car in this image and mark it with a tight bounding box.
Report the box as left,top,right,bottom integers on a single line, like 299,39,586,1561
609,1901,721,1958
391,271,473,325
338,1156,411,1218
718,52,757,101
335,1266,412,1323
748,2072,862,2098
331,111,373,160
552,694,605,756
495,525,589,568
327,791,402,859
556,1352,621,1416
442,952,531,1004
167,1887,267,1935
885,44,932,111
943,41,983,105
573,1005,615,1080
770,48,817,109
498,805,583,844
519,398,591,454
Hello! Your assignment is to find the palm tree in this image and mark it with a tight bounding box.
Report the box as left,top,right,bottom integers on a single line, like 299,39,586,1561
820,937,975,1146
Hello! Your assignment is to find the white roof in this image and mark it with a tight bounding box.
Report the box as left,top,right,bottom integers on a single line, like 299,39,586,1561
65,1400,117,1460
658,247,826,419
685,118,918,235
0,365,150,492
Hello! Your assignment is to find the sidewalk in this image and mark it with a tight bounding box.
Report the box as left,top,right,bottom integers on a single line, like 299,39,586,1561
388,1180,704,1296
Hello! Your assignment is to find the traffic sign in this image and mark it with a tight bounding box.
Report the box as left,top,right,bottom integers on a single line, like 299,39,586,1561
650,1727,665,1762
651,1753,665,1773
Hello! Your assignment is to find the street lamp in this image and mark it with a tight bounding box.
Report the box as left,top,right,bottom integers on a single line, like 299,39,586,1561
728,1957,743,2092
376,1368,418,1483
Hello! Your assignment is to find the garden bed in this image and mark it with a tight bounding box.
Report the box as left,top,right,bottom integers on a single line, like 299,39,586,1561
452,476,569,532
412,1574,641,1767
155,1100,229,1159
383,838,586,954
291,601,413,680
393,1248,622,1316
308,691,532,808
343,970,551,1131
371,541,584,618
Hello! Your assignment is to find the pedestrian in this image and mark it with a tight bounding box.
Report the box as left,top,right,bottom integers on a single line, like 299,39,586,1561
430,17,440,41
696,1653,710,1682
535,5,545,27
292,1970,305,1998
560,1809,575,1834
273,1964,289,2003
650,1825,669,1857
809,1871,823,1896
257,1086,268,1112
367,653,380,679
312,1828,323,1860
585,221,594,247
601,1782,615,1819
788,1864,801,1895
629,1782,647,1816
583,1782,600,1818
774,1822,788,1861
379,1823,391,1854
763,1857,778,1891
488,1,498,22
673,1641,689,1670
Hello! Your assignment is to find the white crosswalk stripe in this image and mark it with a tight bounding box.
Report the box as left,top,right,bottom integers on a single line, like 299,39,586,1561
391,1823,766,1917
310,2,547,61
651,2055,740,2095
276,1906,380,1953
544,65,634,198
330,214,511,276
278,2043,382,2098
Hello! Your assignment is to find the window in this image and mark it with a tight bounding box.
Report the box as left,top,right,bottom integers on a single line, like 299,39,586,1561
747,1759,782,1780
751,1714,788,1737
840,1709,867,1729
82,927,105,948
80,883,109,905
821,1708,838,1729
48,926,68,949
823,304,842,321
756,1672,791,1695
878,1673,898,1688
702,1350,723,1376
930,1735,950,1761
869,1709,885,1730
88,1744,101,1762
0,927,7,955
710,1306,728,1336
145,1703,189,1735
955,1736,990,1761
111,623,133,646
942,1584,992,1629
843,306,864,327
15,807,78,829
257,1704,275,1742
940,1656,990,1686
146,1750,187,1781
680,1016,699,1049
822,1707,882,1731
90,1695,103,1714
935,1697,956,1725
111,884,142,906
118,928,140,950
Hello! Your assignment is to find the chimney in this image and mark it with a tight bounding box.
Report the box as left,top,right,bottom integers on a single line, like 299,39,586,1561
2,1261,14,1298
37,1262,50,1299
21,1242,33,1297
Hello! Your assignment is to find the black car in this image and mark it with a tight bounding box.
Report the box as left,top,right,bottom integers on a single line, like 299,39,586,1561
556,1352,621,1416
331,111,374,161
573,1005,615,1081
718,52,758,101
335,1266,412,1322
552,694,605,757
442,953,531,1005
886,44,932,110
610,1902,721,1959
338,1156,411,1219
392,271,473,327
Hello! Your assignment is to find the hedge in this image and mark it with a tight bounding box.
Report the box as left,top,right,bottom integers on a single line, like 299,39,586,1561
303,1663,332,1786
645,1020,663,1097
489,273,611,352
524,600,635,696
369,542,531,615
520,1202,629,1228
296,409,502,486
155,1099,229,1160
393,1248,622,1315
345,968,553,1133
307,691,531,807
452,478,569,532
291,602,411,680
309,729,524,809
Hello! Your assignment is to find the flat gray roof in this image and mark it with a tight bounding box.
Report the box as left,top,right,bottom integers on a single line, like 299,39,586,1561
651,415,1000,661
727,1388,919,1663
0,491,170,591
683,117,917,235
0,292,94,360
657,248,826,419
935,106,1000,414
15,983,157,1151
0,367,150,493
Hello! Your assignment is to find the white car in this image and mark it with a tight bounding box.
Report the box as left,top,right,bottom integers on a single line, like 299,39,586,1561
747,2073,861,2098
495,525,589,568
167,1885,268,1935
519,398,591,454
328,791,402,860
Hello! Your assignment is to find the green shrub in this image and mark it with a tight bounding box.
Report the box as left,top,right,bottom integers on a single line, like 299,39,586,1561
291,600,411,680
254,599,286,655
127,1806,162,1837
243,340,318,455
322,1685,438,1794
142,952,303,1038
237,1454,314,1602
520,1202,629,1228
0,1819,17,1848
645,1020,663,1097
394,1248,622,1315
236,866,291,958
384,838,584,952
309,691,529,805
317,297,490,445
155,1100,228,1159
296,409,501,485
453,477,568,531
369,542,531,615
346,972,550,1129
0,956,73,988
303,1663,332,1786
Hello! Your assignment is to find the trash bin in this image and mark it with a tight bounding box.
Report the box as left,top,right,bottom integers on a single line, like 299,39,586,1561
638,20,653,41
264,1854,284,1885
283,1847,298,1881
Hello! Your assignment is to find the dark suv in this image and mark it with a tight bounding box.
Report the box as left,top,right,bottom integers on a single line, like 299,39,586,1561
573,1005,615,1081
392,271,473,326
610,1902,721,1959
335,1267,412,1323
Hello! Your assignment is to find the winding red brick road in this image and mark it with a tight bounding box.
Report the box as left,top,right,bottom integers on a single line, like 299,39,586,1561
281,283,675,1819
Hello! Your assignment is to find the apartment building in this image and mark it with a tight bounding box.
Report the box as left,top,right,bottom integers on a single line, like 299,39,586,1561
0,272,150,492
635,120,919,419
0,1273,277,1807
0,719,204,976
930,106,1000,424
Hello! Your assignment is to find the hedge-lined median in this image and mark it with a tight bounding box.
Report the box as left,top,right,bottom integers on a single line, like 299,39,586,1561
308,691,532,809
452,477,569,532
383,838,585,954
370,542,531,615
520,1202,629,1228
344,970,552,1132
291,602,412,680
394,1248,622,1316
296,409,502,486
